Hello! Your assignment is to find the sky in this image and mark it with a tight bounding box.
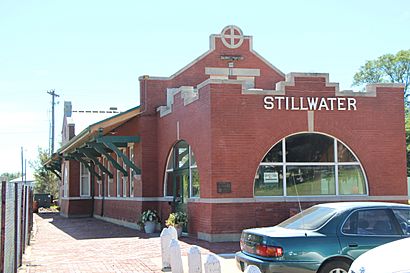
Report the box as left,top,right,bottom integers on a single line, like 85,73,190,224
1,0,409,176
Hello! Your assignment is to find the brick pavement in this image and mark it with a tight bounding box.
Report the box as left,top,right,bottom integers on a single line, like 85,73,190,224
20,213,241,273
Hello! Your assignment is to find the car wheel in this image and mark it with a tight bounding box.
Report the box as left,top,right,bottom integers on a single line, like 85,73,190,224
319,260,350,273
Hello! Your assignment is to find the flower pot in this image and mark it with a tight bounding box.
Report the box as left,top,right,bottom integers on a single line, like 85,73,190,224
144,221,156,233
175,226,183,237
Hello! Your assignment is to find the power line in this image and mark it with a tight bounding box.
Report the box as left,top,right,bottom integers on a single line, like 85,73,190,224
47,89,59,155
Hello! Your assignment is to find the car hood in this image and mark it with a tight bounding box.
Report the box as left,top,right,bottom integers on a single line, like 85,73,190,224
244,226,324,238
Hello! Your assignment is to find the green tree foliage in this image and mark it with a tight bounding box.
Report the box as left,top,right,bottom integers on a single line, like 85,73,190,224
406,111,410,176
0,172,21,181
31,147,59,198
353,49,410,99
353,50,410,176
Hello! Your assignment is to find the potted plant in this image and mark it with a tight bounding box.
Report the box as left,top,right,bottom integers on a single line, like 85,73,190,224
141,209,159,233
166,211,188,237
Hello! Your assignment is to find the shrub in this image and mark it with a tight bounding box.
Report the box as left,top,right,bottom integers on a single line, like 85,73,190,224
166,211,188,227
141,209,159,223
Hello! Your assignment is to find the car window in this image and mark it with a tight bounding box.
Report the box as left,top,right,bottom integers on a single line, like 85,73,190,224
278,206,336,230
392,209,410,236
342,209,401,236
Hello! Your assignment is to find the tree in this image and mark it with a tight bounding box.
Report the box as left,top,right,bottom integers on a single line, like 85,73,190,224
353,50,410,176
31,147,59,199
353,49,410,100
0,172,21,181
406,111,410,176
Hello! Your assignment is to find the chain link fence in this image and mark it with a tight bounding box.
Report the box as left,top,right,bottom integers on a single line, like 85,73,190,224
0,179,33,273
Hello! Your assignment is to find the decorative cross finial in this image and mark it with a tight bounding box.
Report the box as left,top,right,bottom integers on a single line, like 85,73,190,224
221,25,244,49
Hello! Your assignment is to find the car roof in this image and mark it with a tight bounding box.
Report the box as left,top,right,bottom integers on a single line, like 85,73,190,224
314,201,409,212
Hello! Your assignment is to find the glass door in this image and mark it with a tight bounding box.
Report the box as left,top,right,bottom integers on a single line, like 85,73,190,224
173,169,189,214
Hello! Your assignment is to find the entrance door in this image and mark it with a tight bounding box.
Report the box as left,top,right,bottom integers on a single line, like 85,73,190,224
173,170,189,214
173,170,189,232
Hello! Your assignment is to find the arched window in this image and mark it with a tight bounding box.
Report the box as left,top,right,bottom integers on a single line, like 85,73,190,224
164,141,200,199
254,133,367,196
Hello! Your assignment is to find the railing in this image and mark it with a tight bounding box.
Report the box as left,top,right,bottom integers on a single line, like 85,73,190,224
0,180,33,273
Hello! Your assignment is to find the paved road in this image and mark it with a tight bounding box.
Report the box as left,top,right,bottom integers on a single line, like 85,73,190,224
20,213,242,273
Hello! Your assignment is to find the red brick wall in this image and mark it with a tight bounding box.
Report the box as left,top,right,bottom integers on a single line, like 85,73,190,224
68,160,80,197
60,199,92,217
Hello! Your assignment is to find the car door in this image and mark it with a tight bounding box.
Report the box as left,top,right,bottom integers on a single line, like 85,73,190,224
338,208,403,259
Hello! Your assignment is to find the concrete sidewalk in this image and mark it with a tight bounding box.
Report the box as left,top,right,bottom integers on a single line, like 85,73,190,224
20,213,242,273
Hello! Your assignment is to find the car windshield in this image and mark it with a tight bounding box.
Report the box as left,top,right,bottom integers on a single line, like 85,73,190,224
278,206,337,230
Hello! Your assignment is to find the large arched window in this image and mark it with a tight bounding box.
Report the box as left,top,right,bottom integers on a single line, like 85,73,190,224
164,141,200,199
254,133,367,196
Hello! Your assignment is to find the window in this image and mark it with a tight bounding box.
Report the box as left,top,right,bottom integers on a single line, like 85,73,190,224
63,165,69,198
97,180,102,197
278,206,337,230
108,177,113,197
116,170,121,197
116,155,122,197
107,161,113,197
190,148,200,197
164,140,200,198
123,159,127,197
80,163,90,196
254,133,367,197
392,209,410,235
342,209,401,236
129,145,135,197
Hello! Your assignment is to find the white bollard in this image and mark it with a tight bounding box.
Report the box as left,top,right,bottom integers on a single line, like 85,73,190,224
203,254,221,273
245,265,262,273
168,225,178,240
169,239,183,273
187,246,202,273
160,228,172,270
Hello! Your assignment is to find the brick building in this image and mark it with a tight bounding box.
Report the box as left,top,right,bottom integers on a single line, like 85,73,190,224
47,26,407,242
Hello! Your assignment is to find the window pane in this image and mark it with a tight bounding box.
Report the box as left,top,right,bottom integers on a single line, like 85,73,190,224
165,172,173,196
392,209,410,235
81,177,89,196
130,179,134,196
254,165,283,196
191,150,197,166
286,134,334,162
175,141,189,169
286,166,335,195
191,168,200,197
167,152,173,170
343,210,401,235
108,179,114,196
81,163,89,175
278,206,336,230
338,165,367,195
338,142,357,162
262,141,282,163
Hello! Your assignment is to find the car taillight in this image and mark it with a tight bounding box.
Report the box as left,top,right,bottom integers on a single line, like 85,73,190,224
255,244,283,257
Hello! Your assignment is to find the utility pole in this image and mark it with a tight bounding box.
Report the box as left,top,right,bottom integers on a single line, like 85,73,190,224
47,89,59,155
